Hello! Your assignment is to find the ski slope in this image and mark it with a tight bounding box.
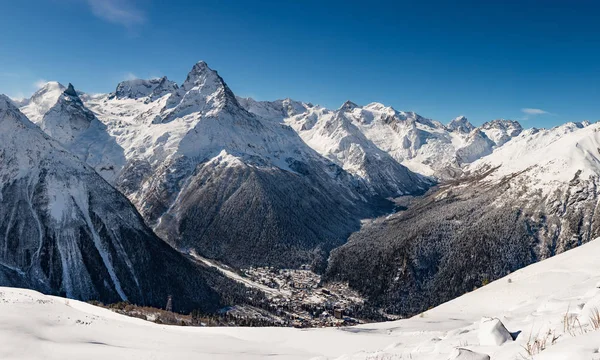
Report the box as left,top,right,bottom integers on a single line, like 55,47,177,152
3,237,600,359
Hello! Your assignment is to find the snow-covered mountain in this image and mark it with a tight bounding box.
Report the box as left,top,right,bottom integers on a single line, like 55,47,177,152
325,120,600,317
241,100,521,179
236,98,433,197
468,121,596,189
5,61,600,359
0,95,232,312
4,235,600,359
12,62,533,271
61,61,427,269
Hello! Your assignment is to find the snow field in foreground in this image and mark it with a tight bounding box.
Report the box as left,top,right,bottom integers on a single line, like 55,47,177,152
4,237,600,358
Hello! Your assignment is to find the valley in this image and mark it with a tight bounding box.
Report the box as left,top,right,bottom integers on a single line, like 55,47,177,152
3,59,600,347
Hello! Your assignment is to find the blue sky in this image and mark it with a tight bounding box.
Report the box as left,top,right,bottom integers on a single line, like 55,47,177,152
1,0,600,127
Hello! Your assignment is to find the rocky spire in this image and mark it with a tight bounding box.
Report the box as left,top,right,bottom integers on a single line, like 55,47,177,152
64,83,78,97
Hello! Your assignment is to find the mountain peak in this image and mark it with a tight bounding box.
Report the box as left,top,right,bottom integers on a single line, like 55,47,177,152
183,60,220,90
0,94,36,131
30,81,66,100
37,81,65,92
60,83,85,106
40,83,95,145
64,83,78,97
193,60,209,70
18,82,67,124
159,61,244,122
447,115,474,133
340,100,359,111
479,119,523,146
0,94,14,110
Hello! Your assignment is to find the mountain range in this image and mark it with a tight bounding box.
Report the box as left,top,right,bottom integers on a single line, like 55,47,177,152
3,60,599,317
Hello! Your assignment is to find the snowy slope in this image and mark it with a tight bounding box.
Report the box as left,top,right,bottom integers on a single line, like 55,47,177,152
468,121,599,190
3,237,600,359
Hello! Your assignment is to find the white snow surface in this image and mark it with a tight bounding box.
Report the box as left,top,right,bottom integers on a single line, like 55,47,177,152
477,317,512,346
4,234,600,359
468,121,600,193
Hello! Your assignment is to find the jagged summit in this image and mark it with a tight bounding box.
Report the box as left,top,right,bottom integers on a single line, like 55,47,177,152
161,61,244,121
340,100,359,111
114,76,178,101
181,61,237,102
64,83,78,97
480,119,523,146
183,61,213,86
447,115,475,133
481,118,522,129
38,82,94,148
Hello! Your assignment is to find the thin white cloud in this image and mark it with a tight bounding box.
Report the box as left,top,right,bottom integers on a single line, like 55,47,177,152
521,108,549,115
124,72,138,81
9,92,26,102
519,108,556,121
86,0,146,27
34,79,48,89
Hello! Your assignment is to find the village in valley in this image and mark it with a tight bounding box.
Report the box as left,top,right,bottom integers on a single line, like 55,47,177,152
93,263,383,328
